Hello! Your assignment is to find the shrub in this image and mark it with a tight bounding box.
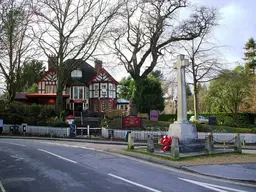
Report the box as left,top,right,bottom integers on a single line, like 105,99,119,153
199,124,256,133
46,117,67,127
159,113,256,127
101,116,108,127
0,102,58,126
158,114,176,122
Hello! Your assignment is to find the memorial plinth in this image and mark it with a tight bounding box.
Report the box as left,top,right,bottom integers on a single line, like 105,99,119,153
168,55,205,152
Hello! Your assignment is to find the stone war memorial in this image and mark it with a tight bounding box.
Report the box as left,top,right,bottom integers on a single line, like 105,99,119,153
168,54,205,152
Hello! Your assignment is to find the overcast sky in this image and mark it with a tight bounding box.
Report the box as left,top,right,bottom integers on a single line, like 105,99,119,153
195,0,254,62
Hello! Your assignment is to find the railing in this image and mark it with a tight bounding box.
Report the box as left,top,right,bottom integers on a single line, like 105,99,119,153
76,126,101,137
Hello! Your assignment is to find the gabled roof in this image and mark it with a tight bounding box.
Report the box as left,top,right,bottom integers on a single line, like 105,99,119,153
35,59,118,86
88,67,118,85
36,67,56,83
66,59,97,86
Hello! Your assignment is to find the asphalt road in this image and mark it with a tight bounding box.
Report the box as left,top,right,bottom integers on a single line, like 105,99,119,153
0,139,255,192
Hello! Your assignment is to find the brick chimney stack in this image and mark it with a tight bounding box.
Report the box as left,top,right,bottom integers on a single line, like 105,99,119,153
95,59,102,73
48,55,57,70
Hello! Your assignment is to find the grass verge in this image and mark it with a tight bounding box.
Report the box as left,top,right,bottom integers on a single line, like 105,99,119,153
122,149,256,166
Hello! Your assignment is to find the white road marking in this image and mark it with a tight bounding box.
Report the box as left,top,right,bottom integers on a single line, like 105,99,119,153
38,149,77,164
79,146,96,150
38,142,96,150
0,181,6,192
0,141,26,147
108,173,162,192
179,178,248,192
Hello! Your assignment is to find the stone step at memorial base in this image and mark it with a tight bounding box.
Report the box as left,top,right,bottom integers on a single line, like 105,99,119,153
179,138,206,153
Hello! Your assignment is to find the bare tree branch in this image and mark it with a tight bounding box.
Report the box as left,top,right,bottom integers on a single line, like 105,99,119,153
107,0,218,82
0,0,35,102
33,0,122,114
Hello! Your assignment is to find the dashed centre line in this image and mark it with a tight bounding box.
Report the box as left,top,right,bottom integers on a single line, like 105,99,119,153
108,173,162,192
38,149,77,164
0,181,6,192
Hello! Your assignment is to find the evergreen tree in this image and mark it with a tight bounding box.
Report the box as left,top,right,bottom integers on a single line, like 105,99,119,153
244,37,256,75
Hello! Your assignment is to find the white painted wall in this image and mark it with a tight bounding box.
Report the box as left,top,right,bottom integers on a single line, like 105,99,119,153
3,124,70,137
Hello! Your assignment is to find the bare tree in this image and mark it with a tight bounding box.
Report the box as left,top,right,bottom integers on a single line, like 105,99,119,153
107,0,218,111
180,25,224,120
33,0,122,114
0,0,35,102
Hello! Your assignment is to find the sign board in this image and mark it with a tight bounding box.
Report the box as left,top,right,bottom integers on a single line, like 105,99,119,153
209,116,217,125
0,119,3,127
22,123,27,132
122,115,142,128
150,110,159,121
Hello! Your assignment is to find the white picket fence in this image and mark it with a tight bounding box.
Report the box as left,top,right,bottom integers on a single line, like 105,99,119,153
2,124,255,143
101,128,256,143
2,124,70,137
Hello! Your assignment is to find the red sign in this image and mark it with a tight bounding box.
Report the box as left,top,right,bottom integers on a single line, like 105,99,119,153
122,115,142,128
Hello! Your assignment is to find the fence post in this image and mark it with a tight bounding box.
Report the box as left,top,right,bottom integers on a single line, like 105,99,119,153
158,135,162,144
87,125,90,138
171,137,180,159
234,133,242,153
205,133,213,154
147,134,154,153
127,133,134,151
67,127,70,138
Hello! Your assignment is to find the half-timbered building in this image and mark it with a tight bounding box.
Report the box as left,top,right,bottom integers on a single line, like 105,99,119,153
15,57,118,114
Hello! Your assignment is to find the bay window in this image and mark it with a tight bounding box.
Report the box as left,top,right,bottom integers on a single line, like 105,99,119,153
73,87,84,99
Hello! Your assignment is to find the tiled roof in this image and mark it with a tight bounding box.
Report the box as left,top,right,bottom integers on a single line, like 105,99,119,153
65,59,97,86
15,92,28,100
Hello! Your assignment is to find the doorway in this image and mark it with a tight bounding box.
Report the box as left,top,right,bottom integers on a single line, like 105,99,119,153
74,103,83,116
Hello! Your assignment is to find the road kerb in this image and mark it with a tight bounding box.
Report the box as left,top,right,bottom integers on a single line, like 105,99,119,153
106,149,256,185
181,166,256,185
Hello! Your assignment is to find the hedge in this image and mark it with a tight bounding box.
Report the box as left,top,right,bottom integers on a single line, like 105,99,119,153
0,102,66,127
104,117,170,131
198,124,256,133
159,113,256,127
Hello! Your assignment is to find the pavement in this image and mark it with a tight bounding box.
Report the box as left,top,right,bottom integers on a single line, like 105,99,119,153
0,136,256,186
107,149,256,184
184,164,256,183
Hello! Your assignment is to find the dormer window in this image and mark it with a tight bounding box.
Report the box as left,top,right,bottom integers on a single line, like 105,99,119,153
71,69,82,78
